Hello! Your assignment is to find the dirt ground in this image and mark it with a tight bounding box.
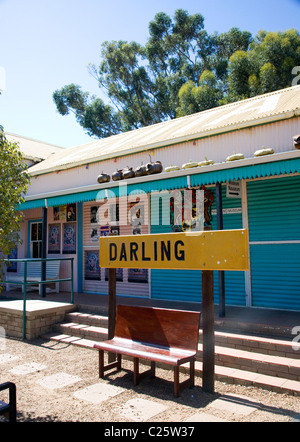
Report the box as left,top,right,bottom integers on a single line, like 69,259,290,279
0,336,299,423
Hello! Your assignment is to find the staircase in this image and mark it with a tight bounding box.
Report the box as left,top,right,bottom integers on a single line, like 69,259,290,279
43,308,300,396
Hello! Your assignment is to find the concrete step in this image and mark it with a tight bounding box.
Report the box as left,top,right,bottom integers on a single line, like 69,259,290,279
197,343,300,381
42,331,300,397
44,309,300,396
65,311,108,328
51,321,300,382
62,311,300,359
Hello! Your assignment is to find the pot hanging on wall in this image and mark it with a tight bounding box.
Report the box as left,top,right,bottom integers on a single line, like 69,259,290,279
145,160,163,175
226,152,245,162
254,147,274,157
165,164,180,172
198,157,215,167
293,134,300,149
112,169,124,181
182,160,199,169
135,163,147,177
122,167,135,179
97,172,110,184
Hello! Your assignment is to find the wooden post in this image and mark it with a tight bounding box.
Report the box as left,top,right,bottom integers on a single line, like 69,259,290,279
216,182,225,318
41,206,47,298
108,267,116,363
202,226,215,394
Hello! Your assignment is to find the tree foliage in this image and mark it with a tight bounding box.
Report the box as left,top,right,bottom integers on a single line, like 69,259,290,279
0,127,30,287
52,10,300,138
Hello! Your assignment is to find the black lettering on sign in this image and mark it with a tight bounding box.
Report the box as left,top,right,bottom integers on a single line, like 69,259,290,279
175,240,185,261
142,242,151,261
120,243,127,261
130,242,138,261
154,241,158,261
161,240,171,261
109,243,117,261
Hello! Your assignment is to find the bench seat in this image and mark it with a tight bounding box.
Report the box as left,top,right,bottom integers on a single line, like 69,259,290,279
96,337,196,365
5,260,60,295
94,305,200,397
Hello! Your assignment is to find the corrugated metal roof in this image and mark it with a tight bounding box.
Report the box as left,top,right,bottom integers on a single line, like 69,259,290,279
28,85,300,175
5,133,65,161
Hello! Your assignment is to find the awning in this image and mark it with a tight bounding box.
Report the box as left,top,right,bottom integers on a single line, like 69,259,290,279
19,157,300,210
190,157,300,187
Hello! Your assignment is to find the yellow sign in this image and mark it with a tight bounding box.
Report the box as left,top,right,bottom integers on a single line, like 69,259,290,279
99,229,249,271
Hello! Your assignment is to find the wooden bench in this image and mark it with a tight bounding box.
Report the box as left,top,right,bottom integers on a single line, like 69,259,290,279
5,260,61,295
0,382,16,422
94,305,201,397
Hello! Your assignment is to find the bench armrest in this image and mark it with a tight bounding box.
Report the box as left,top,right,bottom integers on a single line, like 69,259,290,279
0,382,16,421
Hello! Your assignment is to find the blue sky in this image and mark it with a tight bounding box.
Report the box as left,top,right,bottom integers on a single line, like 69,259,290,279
1,0,300,148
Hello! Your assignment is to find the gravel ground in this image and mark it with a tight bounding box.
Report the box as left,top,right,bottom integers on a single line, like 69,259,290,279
0,336,299,423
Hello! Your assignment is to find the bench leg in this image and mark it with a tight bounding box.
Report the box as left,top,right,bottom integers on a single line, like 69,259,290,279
190,359,195,389
174,366,180,397
173,360,195,398
98,351,122,378
133,357,139,386
133,358,156,386
99,350,104,378
150,361,156,378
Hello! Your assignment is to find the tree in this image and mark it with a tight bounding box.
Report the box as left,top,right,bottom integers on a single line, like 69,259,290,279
52,10,300,138
227,29,300,100
0,127,30,288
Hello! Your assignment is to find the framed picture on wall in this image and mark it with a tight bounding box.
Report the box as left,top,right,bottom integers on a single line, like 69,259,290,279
53,207,60,221
105,267,123,282
59,205,67,220
7,247,18,272
91,227,99,241
48,224,61,254
128,268,148,283
85,250,101,280
63,222,76,254
90,206,98,224
67,203,76,221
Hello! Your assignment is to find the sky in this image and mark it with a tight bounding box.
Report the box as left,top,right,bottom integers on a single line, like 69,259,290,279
1,0,300,149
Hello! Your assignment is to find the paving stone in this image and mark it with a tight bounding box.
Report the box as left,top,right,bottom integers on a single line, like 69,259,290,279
116,398,168,422
185,413,229,422
209,393,258,416
37,372,82,389
74,383,124,404
10,362,46,375
0,353,19,364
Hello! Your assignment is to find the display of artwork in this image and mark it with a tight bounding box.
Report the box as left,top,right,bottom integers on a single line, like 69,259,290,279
66,204,76,221
85,251,100,280
91,227,99,241
7,247,18,272
90,206,99,224
63,222,76,254
105,267,123,282
128,268,148,283
100,226,110,236
53,204,76,222
48,224,61,254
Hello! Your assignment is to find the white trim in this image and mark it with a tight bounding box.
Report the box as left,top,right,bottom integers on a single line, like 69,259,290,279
250,240,300,245
241,179,252,307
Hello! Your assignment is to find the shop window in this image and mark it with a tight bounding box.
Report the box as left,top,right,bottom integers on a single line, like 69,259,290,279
29,221,42,258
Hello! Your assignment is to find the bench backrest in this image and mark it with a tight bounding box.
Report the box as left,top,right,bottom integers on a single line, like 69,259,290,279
18,261,60,278
114,305,200,352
